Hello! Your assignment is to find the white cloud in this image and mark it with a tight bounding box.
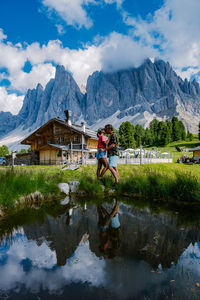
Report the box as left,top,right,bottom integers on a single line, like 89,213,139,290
55,24,66,35
41,0,124,30
25,39,102,86
123,0,200,79
0,87,24,114
0,41,26,74
9,63,56,92
41,0,95,29
100,32,157,73
0,28,7,41
104,0,124,8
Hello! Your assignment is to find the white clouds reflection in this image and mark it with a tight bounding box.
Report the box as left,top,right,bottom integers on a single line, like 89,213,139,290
0,234,105,294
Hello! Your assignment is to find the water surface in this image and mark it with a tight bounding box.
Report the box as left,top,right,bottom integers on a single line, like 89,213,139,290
1,199,200,299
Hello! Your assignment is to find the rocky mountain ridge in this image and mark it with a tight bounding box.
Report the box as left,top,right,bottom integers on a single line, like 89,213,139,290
0,59,200,148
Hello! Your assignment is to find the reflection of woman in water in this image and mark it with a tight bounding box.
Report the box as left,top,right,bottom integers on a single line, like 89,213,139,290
97,201,120,257
98,205,110,253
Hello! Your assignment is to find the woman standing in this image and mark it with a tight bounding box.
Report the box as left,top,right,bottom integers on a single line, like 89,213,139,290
96,128,108,180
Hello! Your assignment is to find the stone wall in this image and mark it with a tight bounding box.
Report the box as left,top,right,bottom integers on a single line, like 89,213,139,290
5,151,39,166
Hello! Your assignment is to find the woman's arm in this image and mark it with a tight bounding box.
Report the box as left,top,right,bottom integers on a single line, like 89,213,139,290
110,201,120,218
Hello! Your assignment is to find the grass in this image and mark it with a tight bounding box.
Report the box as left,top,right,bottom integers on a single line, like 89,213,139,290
116,167,200,202
0,169,61,208
0,163,200,208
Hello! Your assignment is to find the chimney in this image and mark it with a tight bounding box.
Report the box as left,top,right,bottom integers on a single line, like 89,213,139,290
64,110,72,126
81,122,85,133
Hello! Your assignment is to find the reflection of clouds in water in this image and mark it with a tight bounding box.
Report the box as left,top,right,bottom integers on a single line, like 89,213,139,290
7,236,57,269
63,239,105,287
0,233,105,294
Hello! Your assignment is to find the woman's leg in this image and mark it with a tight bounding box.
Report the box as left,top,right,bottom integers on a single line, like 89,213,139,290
113,167,119,181
109,166,119,183
100,158,108,178
97,160,102,179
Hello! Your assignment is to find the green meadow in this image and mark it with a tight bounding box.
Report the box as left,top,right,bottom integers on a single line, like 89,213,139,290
146,135,200,162
0,162,200,209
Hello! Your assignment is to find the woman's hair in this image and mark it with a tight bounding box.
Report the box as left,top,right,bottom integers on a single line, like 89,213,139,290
105,124,113,131
97,128,105,137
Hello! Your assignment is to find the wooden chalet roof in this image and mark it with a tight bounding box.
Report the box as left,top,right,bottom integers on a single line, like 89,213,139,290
21,118,98,145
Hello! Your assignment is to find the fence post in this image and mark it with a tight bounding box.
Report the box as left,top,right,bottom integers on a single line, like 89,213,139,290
11,151,16,170
81,134,84,165
70,142,73,163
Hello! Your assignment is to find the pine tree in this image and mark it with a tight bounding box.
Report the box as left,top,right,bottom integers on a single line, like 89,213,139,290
187,131,193,141
134,124,145,147
119,122,136,149
172,116,182,141
143,128,154,146
157,121,171,146
165,119,173,143
178,121,186,140
149,119,159,145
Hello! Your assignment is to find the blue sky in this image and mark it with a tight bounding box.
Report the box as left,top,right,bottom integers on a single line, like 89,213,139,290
0,0,163,49
0,0,200,114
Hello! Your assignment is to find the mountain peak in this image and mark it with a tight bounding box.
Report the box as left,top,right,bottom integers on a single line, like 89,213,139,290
36,83,43,91
0,59,200,144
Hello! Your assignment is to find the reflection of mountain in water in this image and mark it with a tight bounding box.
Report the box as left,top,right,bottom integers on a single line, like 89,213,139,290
23,203,200,269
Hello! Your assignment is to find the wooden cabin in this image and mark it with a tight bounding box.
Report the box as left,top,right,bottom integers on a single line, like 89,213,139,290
189,146,200,162
21,110,98,165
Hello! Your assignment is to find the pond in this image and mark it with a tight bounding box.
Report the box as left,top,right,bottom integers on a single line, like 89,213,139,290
1,198,200,300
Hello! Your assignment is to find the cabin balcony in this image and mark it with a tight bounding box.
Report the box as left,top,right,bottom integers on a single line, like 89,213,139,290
69,144,88,150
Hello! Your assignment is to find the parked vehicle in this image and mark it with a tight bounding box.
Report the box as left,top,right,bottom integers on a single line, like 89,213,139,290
0,157,6,165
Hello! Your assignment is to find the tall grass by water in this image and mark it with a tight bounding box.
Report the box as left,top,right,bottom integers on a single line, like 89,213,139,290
0,169,61,208
78,164,200,203
116,169,200,202
0,164,200,208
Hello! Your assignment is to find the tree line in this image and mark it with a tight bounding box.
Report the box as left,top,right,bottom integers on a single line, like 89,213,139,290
0,145,31,157
118,117,195,148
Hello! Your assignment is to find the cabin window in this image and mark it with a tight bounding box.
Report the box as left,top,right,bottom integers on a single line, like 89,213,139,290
59,137,64,143
57,150,62,157
38,139,41,145
63,151,67,157
55,126,60,134
47,139,50,144
74,151,78,157
74,136,79,142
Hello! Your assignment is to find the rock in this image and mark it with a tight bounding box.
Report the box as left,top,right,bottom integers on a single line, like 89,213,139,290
84,59,200,132
108,189,115,194
60,196,70,205
58,183,70,195
62,164,80,171
69,181,80,193
1,59,200,142
19,191,43,206
0,111,17,137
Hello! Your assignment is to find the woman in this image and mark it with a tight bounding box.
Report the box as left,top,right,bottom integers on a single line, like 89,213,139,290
96,128,108,180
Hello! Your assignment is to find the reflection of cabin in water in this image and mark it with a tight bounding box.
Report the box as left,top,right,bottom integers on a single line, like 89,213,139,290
21,110,98,165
